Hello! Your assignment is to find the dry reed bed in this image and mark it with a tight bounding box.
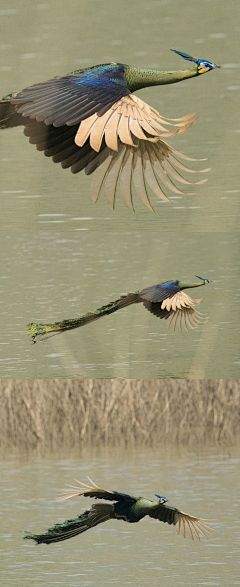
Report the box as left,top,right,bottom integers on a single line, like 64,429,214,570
0,379,239,449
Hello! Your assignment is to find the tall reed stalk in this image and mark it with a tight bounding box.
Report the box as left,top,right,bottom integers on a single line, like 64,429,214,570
0,379,239,450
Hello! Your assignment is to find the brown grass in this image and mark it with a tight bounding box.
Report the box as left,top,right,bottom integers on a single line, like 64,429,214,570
0,379,239,450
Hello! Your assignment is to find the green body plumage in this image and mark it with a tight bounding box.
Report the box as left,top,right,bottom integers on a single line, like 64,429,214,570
114,497,156,521
124,65,197,92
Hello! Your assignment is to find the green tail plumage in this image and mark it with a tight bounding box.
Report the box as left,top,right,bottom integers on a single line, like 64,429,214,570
24,511,90,544
24,503,114,544
28,292,139,343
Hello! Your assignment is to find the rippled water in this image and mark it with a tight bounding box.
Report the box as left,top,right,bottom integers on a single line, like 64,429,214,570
0,231,239,378
1,446,239,587
0,0,239,232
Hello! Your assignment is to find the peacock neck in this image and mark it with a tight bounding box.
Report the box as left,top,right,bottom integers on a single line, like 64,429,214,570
124,65,198,92
179,281,205,291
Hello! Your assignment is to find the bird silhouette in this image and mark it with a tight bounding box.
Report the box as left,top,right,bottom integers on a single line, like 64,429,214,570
28,275,211,342
0,50,220,211
24,477,213,544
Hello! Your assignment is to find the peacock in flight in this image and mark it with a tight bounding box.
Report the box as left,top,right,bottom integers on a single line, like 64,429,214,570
24,477,213,545
0,50,220,211
28,275,211,342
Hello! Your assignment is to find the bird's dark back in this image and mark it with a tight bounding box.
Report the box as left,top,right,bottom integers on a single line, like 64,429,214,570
140,281,180,303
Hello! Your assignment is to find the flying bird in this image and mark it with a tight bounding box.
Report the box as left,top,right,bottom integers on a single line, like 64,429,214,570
0,50,220,211
28,275,211,342
24,477,213,544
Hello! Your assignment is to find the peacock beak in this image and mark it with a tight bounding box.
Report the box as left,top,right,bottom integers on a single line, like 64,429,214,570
211,63,221,69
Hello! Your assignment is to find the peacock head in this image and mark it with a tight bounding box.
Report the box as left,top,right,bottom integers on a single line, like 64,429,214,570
195,275,212,285
171,49,221,75
155,494,168,504
196,59,221,75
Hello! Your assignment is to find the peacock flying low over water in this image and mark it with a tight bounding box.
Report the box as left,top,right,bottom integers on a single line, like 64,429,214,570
0,50,220,211
28,275,211,343
24,477,213,544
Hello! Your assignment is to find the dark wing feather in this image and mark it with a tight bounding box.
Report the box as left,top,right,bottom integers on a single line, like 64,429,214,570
140,285,206,331
60,477,137,503
11,65,130,127
141,300,171,320
149,503,213,540
22,118,101,171
139,281,180,303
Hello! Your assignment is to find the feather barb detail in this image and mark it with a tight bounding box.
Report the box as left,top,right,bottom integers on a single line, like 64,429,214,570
74,95,197,153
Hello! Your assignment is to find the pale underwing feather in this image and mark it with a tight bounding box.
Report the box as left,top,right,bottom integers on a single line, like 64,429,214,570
140,117,160,136
120,148,134,211
163,111,197,122
64,95,209,210
130,118,149,140
118,114,135,146
142,147,171,202
89,111,116,152
90,155,112,202
150,151,184,195
104,111,121,151
132,149,154,211
104,148,126,209
162,159,192,185
75,113,98,147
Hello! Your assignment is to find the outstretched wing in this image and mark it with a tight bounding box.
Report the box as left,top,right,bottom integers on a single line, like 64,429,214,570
1,68,209,211
149,503,213,540
10,65,131,126
59,477,138,503
165,305,207,332
140,285,207,332
75,96,208,211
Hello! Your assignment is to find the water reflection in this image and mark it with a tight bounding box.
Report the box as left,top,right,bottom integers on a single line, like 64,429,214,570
1,446,239,586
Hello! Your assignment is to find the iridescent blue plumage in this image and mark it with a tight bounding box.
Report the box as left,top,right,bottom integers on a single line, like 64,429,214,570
70,64,129,92
158,280,179,290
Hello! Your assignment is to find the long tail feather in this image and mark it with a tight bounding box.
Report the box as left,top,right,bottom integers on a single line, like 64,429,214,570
28,292,140,343
24,511,90,544
24,503,114,545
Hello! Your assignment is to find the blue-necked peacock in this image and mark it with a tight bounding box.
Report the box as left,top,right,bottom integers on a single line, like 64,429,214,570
28,275,211,342
24,477,213,544
0,50,220,211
